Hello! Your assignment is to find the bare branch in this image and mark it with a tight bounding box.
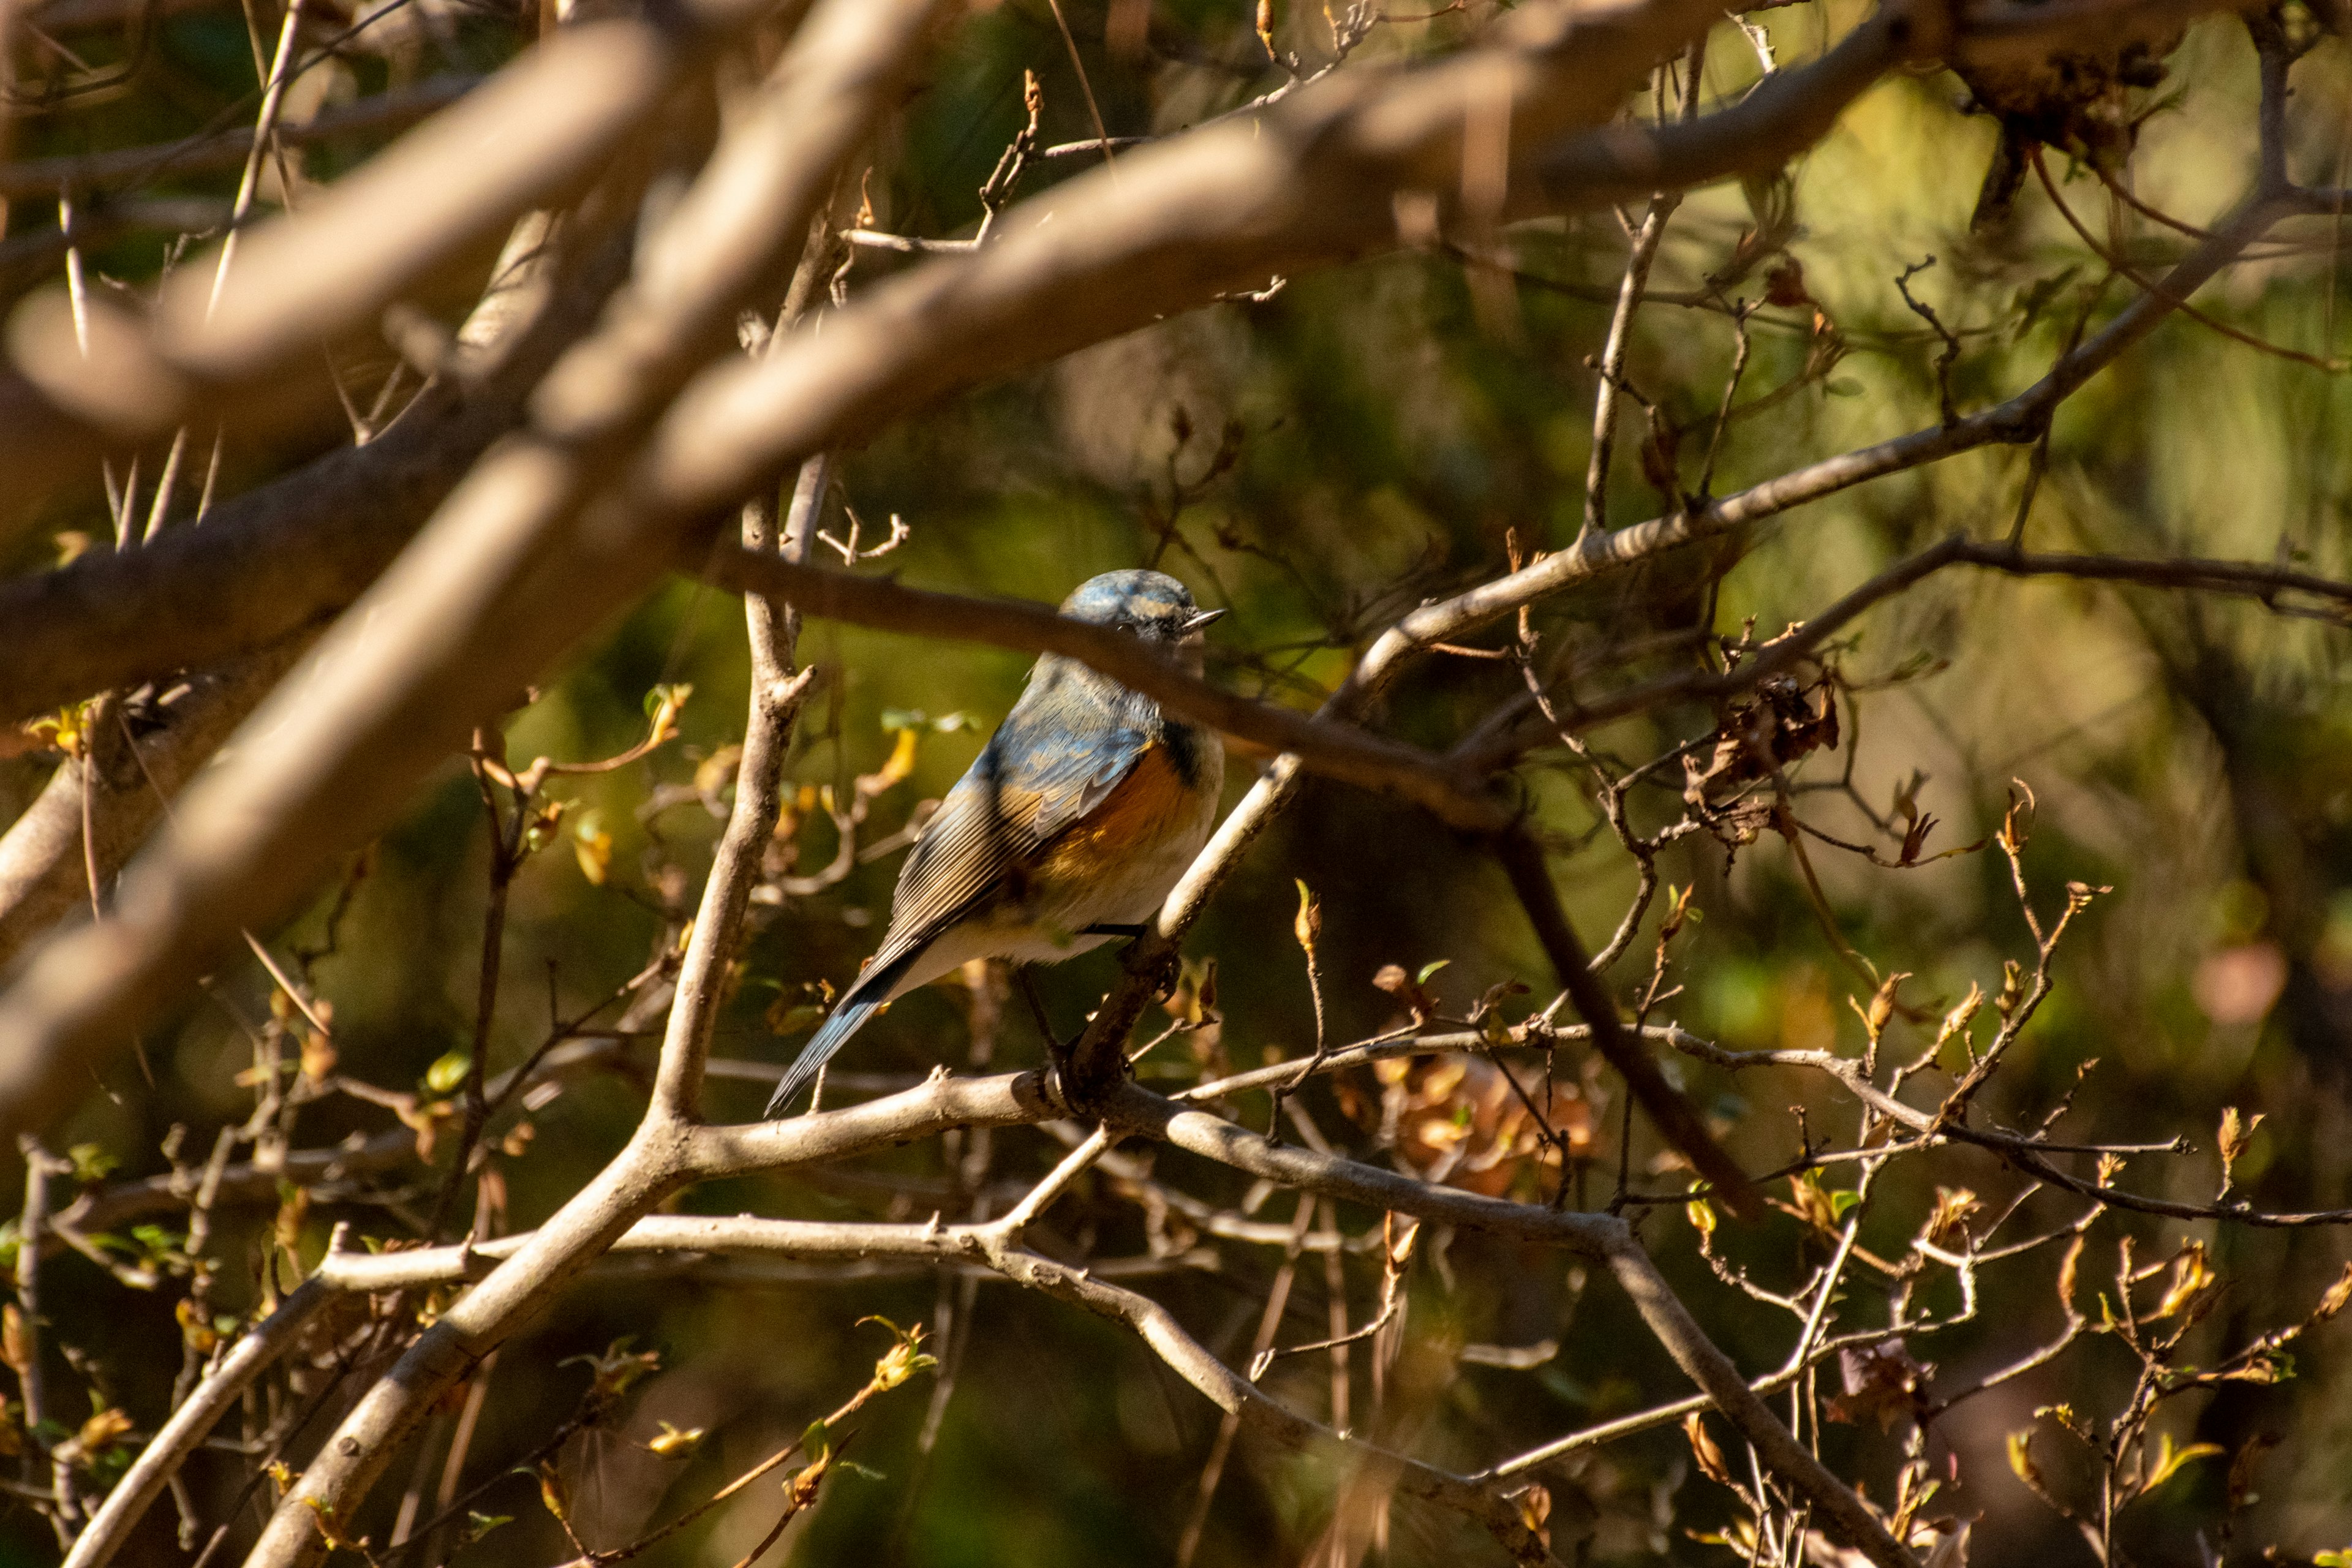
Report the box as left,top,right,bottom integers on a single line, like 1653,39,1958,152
0,0,828,524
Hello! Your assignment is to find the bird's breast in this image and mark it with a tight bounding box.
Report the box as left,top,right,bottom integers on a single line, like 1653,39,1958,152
1036,740,1205,885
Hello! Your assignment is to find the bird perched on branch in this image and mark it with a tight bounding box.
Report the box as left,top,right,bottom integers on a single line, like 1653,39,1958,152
766,569,1227,1115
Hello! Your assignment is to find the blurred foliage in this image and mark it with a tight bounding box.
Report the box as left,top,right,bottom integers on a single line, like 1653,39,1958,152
7,0,2352,1562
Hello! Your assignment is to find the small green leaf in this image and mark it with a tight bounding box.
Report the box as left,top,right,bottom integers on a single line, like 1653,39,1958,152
1829,1189,1862,1219
460,1512,514,1547
1415,959,1452,986
802,1419,830,1461
425,1050,472,1096
2143,1431,2224,1491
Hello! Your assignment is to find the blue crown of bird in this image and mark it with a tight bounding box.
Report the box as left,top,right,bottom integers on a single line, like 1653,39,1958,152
766,569,1226,1115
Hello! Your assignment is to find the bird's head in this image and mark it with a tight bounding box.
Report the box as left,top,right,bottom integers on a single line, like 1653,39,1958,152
1060,571,1224,665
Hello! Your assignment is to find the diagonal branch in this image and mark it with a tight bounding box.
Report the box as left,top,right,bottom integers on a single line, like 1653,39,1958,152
0,0,950,1164
1338,187,2302,698
1492,825,1760,1215
1455,535,2352,770
0,0,827,527
61,1280,334,1568
238,1066,1046,1567
698,545,1505,829
0,173,642,732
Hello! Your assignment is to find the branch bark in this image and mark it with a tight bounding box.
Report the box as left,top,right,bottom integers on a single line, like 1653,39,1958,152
0,0,1894,722
0,0,823,527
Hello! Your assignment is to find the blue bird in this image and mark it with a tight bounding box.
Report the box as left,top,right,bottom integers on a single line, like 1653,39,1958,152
767,570,1226,1115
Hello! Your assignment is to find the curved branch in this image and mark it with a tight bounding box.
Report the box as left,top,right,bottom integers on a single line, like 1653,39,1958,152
1455,536,2352,771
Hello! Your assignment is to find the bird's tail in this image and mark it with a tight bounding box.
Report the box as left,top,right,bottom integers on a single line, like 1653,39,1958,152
763,946,919,1117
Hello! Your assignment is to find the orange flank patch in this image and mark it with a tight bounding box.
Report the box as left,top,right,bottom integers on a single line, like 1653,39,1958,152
1038,744,1195,882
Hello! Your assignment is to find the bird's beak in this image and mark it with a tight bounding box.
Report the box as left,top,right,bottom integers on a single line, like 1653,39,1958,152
1183,608,1227,634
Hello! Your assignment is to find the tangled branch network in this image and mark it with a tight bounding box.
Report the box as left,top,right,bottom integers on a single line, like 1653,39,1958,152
3,0,2352,1561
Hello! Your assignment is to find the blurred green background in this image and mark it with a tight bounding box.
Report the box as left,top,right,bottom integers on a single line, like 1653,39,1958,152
5,0,2352,1561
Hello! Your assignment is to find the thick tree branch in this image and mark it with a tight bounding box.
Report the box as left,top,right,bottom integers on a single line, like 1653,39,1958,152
0,179,641,732
698,545,1506,829
0,0,1720,714
0,0,822,527
0,0,946,1164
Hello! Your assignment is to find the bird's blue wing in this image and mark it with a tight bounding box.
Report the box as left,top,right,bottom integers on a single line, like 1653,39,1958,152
881,673,1150,948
